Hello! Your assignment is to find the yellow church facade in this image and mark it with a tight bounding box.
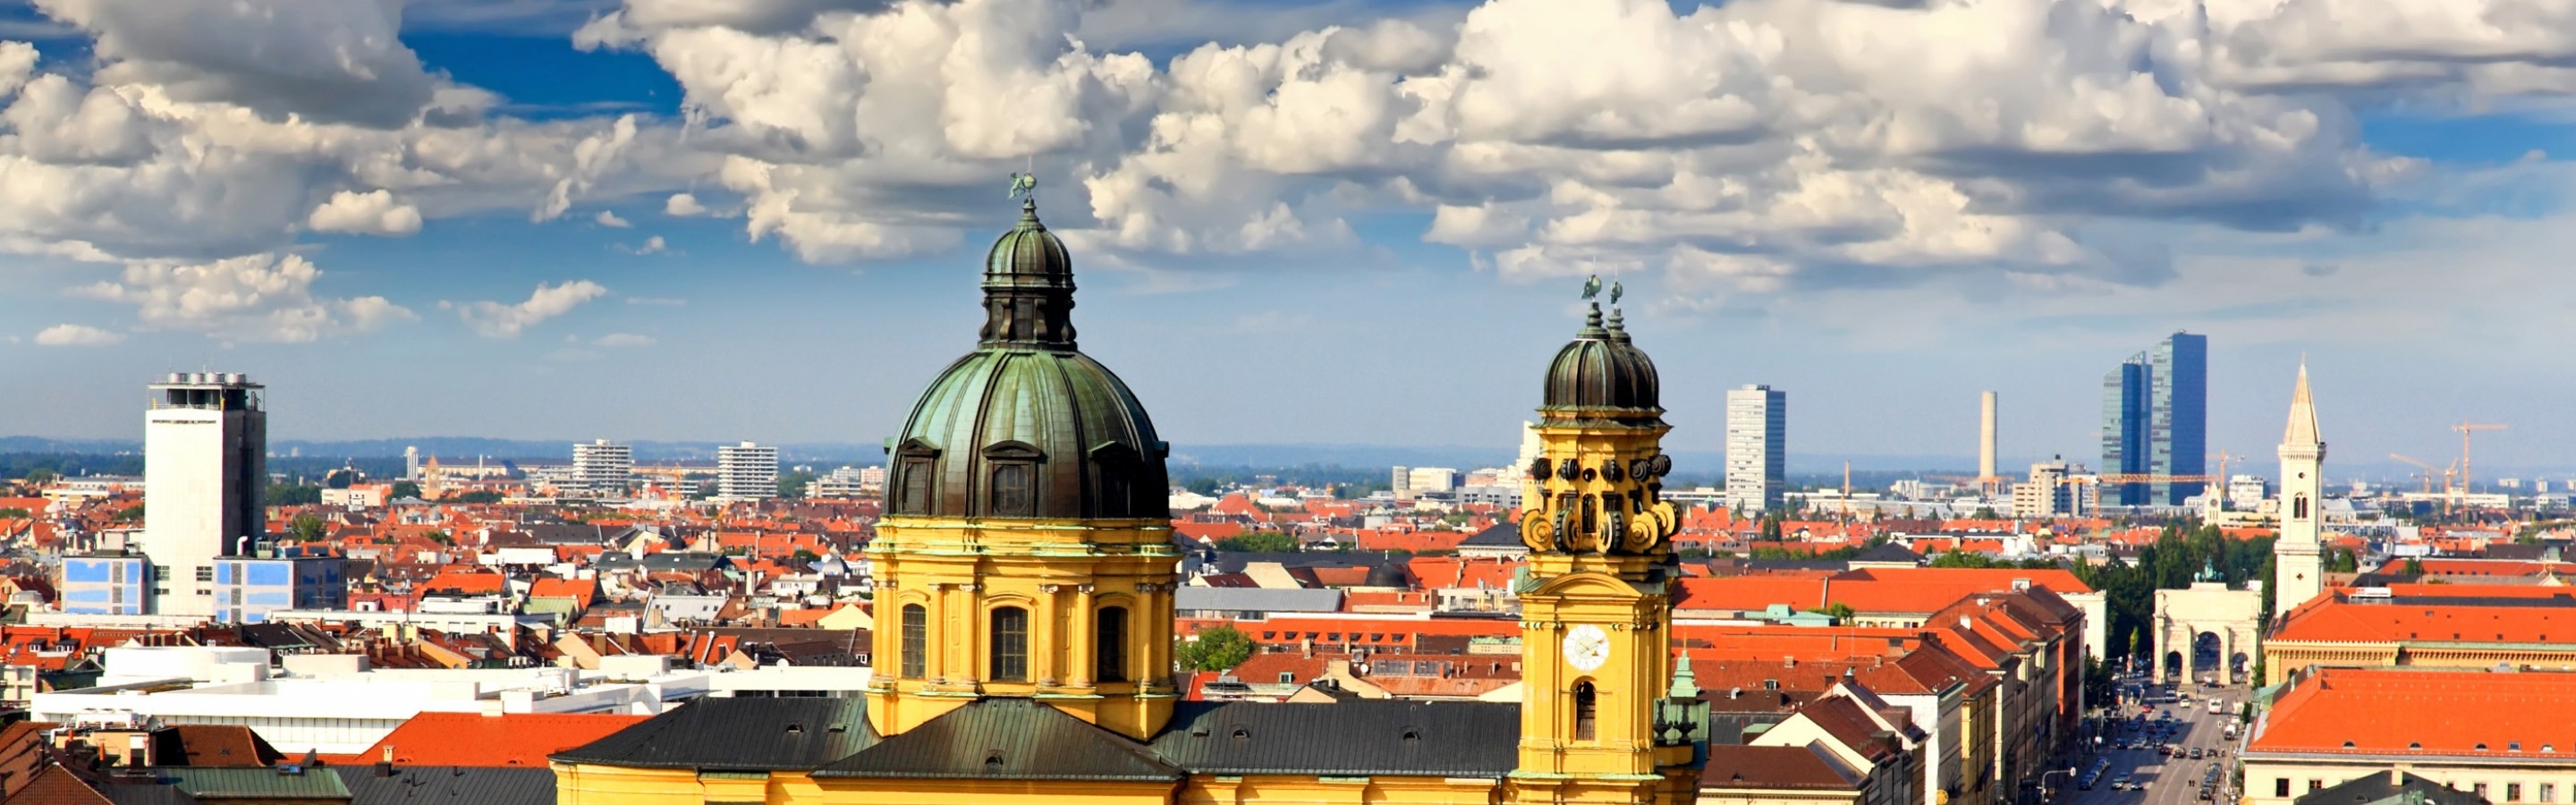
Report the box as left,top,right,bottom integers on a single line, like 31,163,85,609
550,195,1717,805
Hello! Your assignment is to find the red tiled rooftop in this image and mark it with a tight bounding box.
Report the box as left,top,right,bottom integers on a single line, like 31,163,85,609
2250,668,2576,757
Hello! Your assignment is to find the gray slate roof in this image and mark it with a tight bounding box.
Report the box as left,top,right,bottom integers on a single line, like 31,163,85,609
2296,772,2487,805
1174,586,1344,614
548,697,877,772
814,698,1182,783
1147,699,1519,777
335,767,555,805
1458,523,1521,547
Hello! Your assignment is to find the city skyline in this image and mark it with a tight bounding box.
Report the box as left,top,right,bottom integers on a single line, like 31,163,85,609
0,0,2566,477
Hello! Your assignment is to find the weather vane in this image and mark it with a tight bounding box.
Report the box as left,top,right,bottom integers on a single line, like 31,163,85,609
1609,281,1623,306
1008,172,1038,202
1581,274,1601,301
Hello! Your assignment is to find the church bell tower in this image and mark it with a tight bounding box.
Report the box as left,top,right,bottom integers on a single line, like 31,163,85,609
2273,362,2326,618
1511,284,1700,805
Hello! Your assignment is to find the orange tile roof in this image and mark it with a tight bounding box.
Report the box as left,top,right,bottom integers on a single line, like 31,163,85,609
2272,592,2576,644
2250,668,2576,757
343,712,653,767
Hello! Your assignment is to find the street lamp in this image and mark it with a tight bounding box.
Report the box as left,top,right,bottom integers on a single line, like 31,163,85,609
2038,768,2078,804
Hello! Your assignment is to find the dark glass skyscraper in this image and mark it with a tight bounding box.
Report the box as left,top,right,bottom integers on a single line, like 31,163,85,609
2101,332,2207,506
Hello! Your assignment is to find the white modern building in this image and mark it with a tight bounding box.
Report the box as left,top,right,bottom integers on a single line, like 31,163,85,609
30,647,874,754
1405,467,1462,495
716,441,779,501
137,372,267,618
571,439,634,497
809,465,883,498
1724,384,1786,514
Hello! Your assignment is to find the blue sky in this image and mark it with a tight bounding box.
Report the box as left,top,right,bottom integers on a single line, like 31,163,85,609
2,0,2572,479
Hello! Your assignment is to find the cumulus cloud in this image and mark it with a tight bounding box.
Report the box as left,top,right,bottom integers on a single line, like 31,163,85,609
596,210,632,228
594,332,657,347
560,0,2575,301
306,189,423,236
73,253,414,343
620,234,668,254
31,0,438,128
455,280,610,338
32,323,123,346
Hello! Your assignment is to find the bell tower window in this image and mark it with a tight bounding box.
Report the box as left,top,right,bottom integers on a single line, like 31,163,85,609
900,604,928,678
1573,681,1597,741
990,606,1030,682
2294,495,2309,520
1097,606,1129,682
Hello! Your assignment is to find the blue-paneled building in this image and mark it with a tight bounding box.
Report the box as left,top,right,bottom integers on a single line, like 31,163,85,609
60,555,150,615
212,553,345,623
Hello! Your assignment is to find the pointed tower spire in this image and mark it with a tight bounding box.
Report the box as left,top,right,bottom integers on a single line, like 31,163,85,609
2284,360,2321,446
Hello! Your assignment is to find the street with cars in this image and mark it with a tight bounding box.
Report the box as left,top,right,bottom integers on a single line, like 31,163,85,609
2057,673,2248,805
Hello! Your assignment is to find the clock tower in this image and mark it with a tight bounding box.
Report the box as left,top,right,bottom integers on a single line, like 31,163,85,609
1510,295,1701,805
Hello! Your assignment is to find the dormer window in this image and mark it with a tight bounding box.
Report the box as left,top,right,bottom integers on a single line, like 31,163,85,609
894,439,941,515
981,442,1044,517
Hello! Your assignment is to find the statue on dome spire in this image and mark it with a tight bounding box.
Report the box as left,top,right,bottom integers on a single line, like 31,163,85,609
1581,274,1601,301
1609,280,1623,307
1007,171,1038,205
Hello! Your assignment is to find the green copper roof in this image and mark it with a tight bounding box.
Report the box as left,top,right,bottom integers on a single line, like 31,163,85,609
1540,303,1662,422
886,195,1168,521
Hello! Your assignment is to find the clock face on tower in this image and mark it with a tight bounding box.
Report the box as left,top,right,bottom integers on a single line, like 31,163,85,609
1563,624,1611,672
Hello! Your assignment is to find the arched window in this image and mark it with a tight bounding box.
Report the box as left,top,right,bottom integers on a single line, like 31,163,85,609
1580,496,1597,536
900,604,928,678
1573,681,1597,741
2294,495,2309,520
989,606,1030,682
1097,606,1129,682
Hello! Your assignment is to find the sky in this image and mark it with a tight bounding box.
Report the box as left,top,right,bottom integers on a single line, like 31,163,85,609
0,0,2571,478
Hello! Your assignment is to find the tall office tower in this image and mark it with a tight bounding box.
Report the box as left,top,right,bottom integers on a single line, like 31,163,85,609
2100,332,2207,506
2275,363,2327,615
140,372,267,617
717,441,780,500
1390,465,1411,499
1978,391,1999,484
402,445,420,479
1724,384,1786,514
572,439,633,497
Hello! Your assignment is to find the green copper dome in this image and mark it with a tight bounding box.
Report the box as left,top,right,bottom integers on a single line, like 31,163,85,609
884,197,1168,521
1541,304,1662,422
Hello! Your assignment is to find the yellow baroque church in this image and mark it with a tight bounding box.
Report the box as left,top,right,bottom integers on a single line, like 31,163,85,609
548,191,1713,804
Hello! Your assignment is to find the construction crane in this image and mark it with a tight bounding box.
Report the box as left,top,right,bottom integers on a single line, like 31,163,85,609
2389,453,2460,515
2453,422,2507,495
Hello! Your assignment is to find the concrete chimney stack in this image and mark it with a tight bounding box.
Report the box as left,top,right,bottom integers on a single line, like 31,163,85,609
1979,391,1999,480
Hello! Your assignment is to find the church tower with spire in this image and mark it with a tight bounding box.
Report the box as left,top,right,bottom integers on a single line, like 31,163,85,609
1509,286,1700,804
2274,362,2327,618
862,187,1181,741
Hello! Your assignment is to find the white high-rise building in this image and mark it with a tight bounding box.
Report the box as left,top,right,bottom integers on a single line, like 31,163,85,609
402,445,420,479
1725,385,1786,514
2275,363,2327,617
571,439,633,497
139,372,267,617
717,441,780,501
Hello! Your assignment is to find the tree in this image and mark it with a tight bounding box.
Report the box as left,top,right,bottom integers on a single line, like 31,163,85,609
390,481,422,499
1807,602,1857,622
268,484,323,506
0,507,29,519
287,514,327,543
1972,506,2000,521
1214,531,1299,553
777,470,820,498
1176,624,1254,672
23,469,56,486
114,504,144,521
2402,557,2427,576
792,548,821,565
425,530,454,546
450,490,504,504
